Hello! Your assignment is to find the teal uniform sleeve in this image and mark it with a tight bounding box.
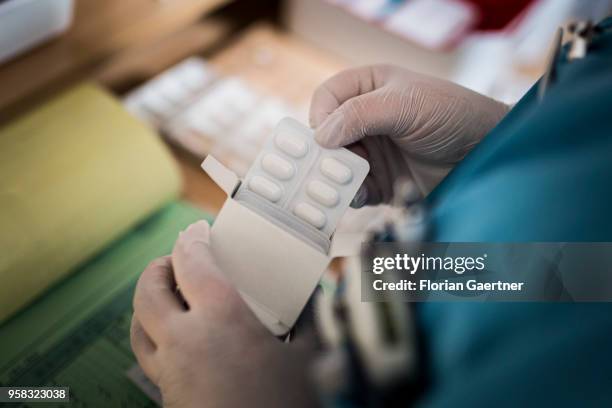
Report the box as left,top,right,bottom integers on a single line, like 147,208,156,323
417,18,612,407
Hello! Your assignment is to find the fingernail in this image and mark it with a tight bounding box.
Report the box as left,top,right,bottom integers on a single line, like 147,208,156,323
350,185,368,208
315,112,344,148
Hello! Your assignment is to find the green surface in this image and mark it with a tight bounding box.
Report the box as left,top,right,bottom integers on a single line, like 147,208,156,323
0,202,210,407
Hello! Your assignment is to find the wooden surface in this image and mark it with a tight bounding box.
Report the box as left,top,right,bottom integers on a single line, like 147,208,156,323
209,23,346,110
95,18,237,93
0,0,232,123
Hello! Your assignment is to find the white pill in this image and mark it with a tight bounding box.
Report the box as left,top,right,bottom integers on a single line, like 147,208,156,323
307,180,339,207
261,153,295,180
320,157,353,184
275,132,308,158
249,176,282,202
294,203,326,229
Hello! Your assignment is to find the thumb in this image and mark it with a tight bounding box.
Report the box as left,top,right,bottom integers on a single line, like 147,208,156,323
314,89,397,148
172,220,231,308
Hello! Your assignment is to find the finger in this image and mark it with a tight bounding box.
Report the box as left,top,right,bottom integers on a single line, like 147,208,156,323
130,315,158,382
172,221,234,309
133,256,185,340
130,314,156,354
314,87,401,148
309,66,381,128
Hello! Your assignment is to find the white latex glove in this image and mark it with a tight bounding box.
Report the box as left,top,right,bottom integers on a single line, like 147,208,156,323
310,64,510,206
131,221,316,408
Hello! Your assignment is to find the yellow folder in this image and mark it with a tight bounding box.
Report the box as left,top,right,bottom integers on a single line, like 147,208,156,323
0,84,181,322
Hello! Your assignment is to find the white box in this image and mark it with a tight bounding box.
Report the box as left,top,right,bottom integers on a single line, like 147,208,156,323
0,0,74,64
202,155,364,336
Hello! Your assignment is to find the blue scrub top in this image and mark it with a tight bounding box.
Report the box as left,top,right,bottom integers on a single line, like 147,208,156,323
418,18,612,407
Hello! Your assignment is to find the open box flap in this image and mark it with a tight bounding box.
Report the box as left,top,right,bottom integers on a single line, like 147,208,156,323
201,155,240,196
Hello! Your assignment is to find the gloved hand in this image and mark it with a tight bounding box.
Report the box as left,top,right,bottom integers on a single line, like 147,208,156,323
310,64,510,206
131,221,316,408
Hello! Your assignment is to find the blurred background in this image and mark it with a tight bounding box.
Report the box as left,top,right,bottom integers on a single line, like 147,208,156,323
1,1,612,405
2,0,612,195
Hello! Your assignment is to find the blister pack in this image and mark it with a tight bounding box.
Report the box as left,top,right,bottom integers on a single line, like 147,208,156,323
203,117,369,335
234,118,369,253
